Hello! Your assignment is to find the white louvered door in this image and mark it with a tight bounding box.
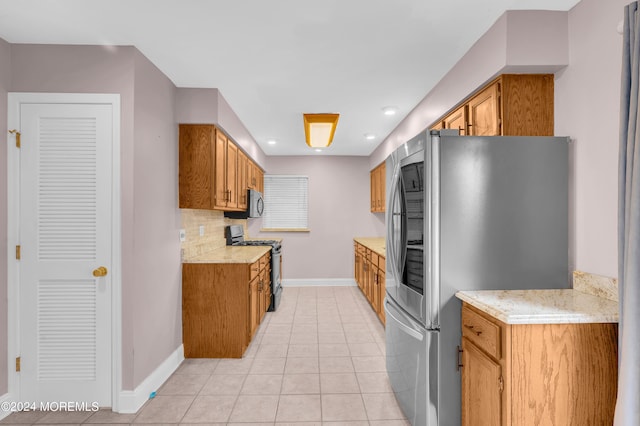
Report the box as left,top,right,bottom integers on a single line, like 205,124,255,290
19,103,112,405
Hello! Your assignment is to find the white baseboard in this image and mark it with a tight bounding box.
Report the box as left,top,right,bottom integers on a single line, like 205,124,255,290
282,278,357,287
0,392,13,421
116,344,184,414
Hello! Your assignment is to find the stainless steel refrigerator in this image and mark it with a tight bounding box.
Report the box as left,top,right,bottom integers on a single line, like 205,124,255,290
384,130,569,426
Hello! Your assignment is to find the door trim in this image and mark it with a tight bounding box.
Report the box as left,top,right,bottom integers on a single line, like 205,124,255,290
7,93,121,409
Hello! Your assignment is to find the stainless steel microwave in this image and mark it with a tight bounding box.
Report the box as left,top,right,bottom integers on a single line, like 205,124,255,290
224,189,264,219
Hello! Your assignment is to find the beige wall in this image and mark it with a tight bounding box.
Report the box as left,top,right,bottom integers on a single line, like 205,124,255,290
248,156,385,280
130,50,182,389
555,0,626,278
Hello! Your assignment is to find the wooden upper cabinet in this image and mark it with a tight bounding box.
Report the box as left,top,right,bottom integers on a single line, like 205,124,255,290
370,162,385,213
430,74,554,136
179,124,253,212
226,141,239,209
468,83,500,136
443,105,468,135
500,74,554,136
237,150,248,210
257,168,264,193
247,160,264,192
431,120,444,131
179,124,215,209
214,129,230,209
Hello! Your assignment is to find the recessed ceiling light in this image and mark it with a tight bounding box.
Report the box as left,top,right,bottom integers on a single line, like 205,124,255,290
364,133,376,140
382,106,398,116
267,139,277,145
315,149,322,153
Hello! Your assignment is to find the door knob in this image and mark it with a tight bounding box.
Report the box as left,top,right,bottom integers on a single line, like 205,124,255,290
93,266,108,277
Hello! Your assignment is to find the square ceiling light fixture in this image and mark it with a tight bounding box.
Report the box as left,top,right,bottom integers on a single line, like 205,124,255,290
303,113,340,148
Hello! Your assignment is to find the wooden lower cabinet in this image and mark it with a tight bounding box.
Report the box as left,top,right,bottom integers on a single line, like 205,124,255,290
354,242,386,325
462,336,502,426
182,251,271,358
460,303,618,426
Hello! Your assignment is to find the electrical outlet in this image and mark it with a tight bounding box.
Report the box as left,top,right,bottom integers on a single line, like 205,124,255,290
179,229,186,242
199,225,205,236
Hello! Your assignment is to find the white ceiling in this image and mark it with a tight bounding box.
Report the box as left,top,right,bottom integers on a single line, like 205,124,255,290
0,0,581,156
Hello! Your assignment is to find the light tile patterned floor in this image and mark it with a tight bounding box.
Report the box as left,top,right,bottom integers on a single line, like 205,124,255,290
1,286,409,425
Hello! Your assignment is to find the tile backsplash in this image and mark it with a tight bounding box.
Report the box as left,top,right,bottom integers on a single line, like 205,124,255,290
180,209,247,260
573,270,618,302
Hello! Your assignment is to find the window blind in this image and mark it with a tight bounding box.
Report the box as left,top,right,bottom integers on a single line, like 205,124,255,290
263,175,308,230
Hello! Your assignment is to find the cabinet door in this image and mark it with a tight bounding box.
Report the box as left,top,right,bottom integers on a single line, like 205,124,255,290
461,337,502,426
378,270,386,324
354,248,362,289
444,105,468,135
179,125,215,209
226,141,239,209
214,130,229,209
237,150,248,210
370,169,377,212
468,83,500,136
430,120,444,131
249,276,259,339
257,168,264,193
372,268,381,312
378,163,385,212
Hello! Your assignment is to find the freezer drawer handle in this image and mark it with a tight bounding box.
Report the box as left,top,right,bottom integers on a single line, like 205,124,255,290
385,300,424,341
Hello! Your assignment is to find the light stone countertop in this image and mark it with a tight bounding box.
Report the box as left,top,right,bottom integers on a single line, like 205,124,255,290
455,289,619,324
354,237,386,257
183,245,271,264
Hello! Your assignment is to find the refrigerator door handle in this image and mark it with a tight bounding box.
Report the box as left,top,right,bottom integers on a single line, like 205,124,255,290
387,162,403,284
385,299,424,341
429,133,441,329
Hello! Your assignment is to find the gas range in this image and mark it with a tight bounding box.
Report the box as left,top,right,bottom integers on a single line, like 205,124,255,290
236,239,280,248
225,225,282,311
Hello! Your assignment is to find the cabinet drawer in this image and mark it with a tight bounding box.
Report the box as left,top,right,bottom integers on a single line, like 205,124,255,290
357,244,365,254
371,252,380,269
379,257,386,273
250,260,260,280
259,252,270,270
462,305,501,359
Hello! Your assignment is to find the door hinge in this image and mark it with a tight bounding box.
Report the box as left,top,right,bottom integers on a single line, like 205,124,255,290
15,245,21,260
15,357,20,372
9,129,21,148
498,375,504,393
